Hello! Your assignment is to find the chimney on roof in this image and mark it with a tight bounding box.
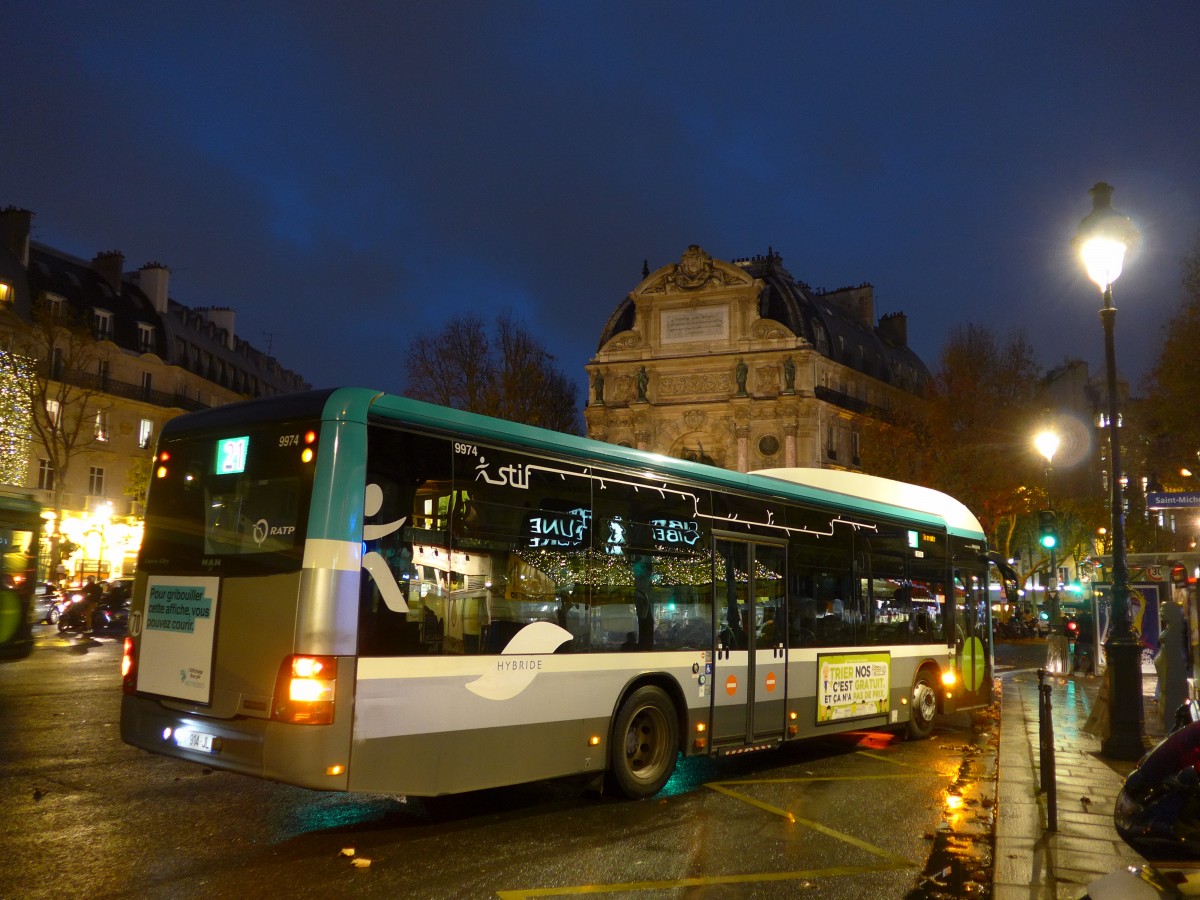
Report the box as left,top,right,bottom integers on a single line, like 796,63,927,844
92,250,124,293
827,284,875,330
0,207,33,267
137,263,170,314
198,306,236,350
878,311,908,348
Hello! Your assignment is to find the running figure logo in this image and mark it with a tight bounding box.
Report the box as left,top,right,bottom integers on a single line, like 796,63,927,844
361,482,409,613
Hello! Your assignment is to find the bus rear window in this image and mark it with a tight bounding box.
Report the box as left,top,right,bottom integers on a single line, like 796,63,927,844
139,420,318,575
205,478,302,555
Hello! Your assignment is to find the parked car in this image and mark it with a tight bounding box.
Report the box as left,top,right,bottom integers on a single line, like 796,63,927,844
31,582,66,624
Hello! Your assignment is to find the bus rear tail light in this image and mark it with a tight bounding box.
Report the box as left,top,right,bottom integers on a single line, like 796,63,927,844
301,429,318,464
122,637,137,694
272,655,336,725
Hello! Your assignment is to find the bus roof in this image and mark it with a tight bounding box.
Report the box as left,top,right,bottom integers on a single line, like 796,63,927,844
160,387,986,540
752,468,986,539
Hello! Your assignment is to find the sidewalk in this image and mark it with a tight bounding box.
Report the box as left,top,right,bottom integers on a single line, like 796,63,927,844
993,666,1182,899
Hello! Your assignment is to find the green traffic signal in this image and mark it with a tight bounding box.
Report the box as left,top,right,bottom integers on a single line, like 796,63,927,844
1038,510,1058,550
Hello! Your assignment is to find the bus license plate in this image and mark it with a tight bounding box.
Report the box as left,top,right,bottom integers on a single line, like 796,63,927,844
175,728,215,754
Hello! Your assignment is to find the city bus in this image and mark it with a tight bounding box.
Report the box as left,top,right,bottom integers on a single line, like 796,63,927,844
120,388,1007,799
0,489,43,662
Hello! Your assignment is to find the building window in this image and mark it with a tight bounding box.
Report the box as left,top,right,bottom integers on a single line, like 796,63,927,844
0,282,11,305
97,358,109,389
851,432,861,466
37,459,54,491
95,410,109,442
138,323,154,353
47,293,63,317
138,418,153,449
50,347,64,380
93,309,114,341
826,425,838,460
45,399,61,427
88,466,105,497
140,371,152,399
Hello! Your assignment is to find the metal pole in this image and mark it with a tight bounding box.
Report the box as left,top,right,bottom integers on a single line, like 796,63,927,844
1047,466,1060,632
1037,668,1057,831
1099,286,1146,759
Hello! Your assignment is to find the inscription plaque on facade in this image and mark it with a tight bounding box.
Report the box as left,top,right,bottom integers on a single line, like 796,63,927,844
661,306,729,345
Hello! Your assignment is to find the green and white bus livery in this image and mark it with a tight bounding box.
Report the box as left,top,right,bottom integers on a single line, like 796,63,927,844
121,388,1005,799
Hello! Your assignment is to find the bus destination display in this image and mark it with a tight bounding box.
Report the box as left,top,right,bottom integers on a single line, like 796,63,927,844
215,436,250,475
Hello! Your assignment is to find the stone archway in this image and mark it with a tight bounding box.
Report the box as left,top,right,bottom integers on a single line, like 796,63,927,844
665,429,730,469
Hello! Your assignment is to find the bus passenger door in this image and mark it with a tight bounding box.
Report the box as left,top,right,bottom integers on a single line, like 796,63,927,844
711,538,787,747
953,563,995,709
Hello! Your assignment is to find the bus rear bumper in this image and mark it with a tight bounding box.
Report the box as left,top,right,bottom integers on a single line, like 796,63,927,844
120,694,351,791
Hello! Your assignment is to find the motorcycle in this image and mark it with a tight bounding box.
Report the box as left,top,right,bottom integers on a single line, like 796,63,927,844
1113,700,1200,859
1079,706,1200,898
57,583,131,635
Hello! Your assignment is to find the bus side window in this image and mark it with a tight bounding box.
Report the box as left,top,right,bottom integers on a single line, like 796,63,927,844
359,426,453,657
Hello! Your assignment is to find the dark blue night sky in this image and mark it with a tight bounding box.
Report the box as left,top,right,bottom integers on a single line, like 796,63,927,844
6,2,1199,399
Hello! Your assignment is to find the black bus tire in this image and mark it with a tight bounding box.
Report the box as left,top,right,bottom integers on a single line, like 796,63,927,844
607,685,679,799
907,669,938,740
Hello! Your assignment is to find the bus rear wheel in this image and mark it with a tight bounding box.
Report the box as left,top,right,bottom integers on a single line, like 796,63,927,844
607,685,679,799
907,670,938,740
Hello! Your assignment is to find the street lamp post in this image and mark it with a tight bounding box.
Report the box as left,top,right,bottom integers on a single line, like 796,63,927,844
1076,181,1144,759
1034,429,1061,623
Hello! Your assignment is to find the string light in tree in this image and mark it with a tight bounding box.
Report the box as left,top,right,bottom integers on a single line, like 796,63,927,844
0,351,33,486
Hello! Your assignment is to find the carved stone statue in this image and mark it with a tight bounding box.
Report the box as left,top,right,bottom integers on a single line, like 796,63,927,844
783,356,795,393
592,371,605,405
636,366,649,402
735,358,748,396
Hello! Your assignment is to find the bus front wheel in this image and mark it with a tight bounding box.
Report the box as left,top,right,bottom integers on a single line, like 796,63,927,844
607,685,679,799
907,670,937,740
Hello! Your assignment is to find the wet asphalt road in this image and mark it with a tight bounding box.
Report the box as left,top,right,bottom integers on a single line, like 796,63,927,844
1,627,1007,899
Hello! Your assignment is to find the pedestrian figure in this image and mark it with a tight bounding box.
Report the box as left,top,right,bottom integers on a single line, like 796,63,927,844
1154,599,1189,733
1073,610,1095,675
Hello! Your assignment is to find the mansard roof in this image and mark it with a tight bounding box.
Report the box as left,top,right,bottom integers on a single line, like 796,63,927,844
4,235,309,397
597,247,929,394
27,244,162,353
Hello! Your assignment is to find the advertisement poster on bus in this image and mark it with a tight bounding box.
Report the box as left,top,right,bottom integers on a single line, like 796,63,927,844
135,576,221,705
817,652,890,724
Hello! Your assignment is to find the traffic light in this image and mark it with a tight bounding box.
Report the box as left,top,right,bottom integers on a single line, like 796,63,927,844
1038,510,1059,550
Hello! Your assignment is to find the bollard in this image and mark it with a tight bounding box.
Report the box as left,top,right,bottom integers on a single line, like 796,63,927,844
1037,668,1058,832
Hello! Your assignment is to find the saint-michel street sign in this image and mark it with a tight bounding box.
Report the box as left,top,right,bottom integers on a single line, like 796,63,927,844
1147,492,1200,509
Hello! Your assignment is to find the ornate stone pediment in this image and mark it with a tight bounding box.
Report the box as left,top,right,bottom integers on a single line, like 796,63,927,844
638,245,753,295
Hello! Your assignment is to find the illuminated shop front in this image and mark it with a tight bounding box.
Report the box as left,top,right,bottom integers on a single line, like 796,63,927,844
42,503,143,584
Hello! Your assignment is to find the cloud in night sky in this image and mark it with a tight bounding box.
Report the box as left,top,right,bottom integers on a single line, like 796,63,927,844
6,2,1199,401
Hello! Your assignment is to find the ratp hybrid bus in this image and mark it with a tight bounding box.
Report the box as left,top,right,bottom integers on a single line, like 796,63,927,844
121,388,1007,799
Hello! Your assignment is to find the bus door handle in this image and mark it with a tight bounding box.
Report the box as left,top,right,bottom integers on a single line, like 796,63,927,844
774,642,785,659
717,644,730,661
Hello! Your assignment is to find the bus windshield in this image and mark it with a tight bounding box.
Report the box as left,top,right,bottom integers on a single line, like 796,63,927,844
139,419,319,575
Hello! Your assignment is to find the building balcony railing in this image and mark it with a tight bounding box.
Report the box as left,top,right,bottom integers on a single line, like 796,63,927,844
41,363,212,412
814,384,888,419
